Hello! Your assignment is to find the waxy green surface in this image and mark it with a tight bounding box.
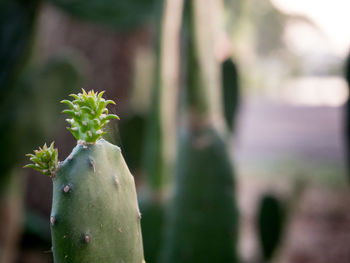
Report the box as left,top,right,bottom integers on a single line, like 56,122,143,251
162,127,239,263
51,139,144,262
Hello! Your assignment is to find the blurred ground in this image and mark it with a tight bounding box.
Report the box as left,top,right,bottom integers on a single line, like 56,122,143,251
235,99,347,184
235,99,350,263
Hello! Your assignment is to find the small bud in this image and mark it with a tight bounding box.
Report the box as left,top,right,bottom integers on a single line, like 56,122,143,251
50,216,55,225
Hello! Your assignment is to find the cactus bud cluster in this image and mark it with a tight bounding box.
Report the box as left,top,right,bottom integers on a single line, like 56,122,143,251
61,89,119,143
25,142,58,176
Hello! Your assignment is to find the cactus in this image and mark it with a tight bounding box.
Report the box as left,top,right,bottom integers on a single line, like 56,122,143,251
256,180,305,262
139,0,183,262
26,90,144,263
161,1,239,262
257,194,285,262
222,58,240,133
162,127,239,263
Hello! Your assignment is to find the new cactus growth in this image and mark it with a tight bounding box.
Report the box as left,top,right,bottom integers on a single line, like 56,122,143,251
61,89,119,143
26,90,144,263
25,142,58,176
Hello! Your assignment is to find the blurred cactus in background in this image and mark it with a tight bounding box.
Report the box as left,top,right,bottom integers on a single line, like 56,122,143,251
256,180,306,262
222,58,240,133
257,194,286,262
118,114,147,173
140,0,183,262
161,0,239,262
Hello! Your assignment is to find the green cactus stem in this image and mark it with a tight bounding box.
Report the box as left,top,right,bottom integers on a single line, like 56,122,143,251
25,90,145,263
160,1,239,262
24,142,58,176
50,139,144,262
61,89,119,143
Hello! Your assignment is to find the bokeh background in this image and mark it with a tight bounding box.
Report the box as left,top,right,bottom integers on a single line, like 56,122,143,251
0,0,349,262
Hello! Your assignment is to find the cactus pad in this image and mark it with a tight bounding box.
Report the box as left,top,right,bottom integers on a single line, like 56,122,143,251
25,90,145,262
51,139,144,262
162,127,239,263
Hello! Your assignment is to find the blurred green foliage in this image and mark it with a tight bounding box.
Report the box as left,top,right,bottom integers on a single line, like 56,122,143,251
48,0,160,29
119,114,147,173
139,196,165,263
0,0,39,97
21,211,51,248
0,55,82,191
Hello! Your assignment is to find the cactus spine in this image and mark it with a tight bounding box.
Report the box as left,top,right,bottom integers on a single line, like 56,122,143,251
26,90,144,263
